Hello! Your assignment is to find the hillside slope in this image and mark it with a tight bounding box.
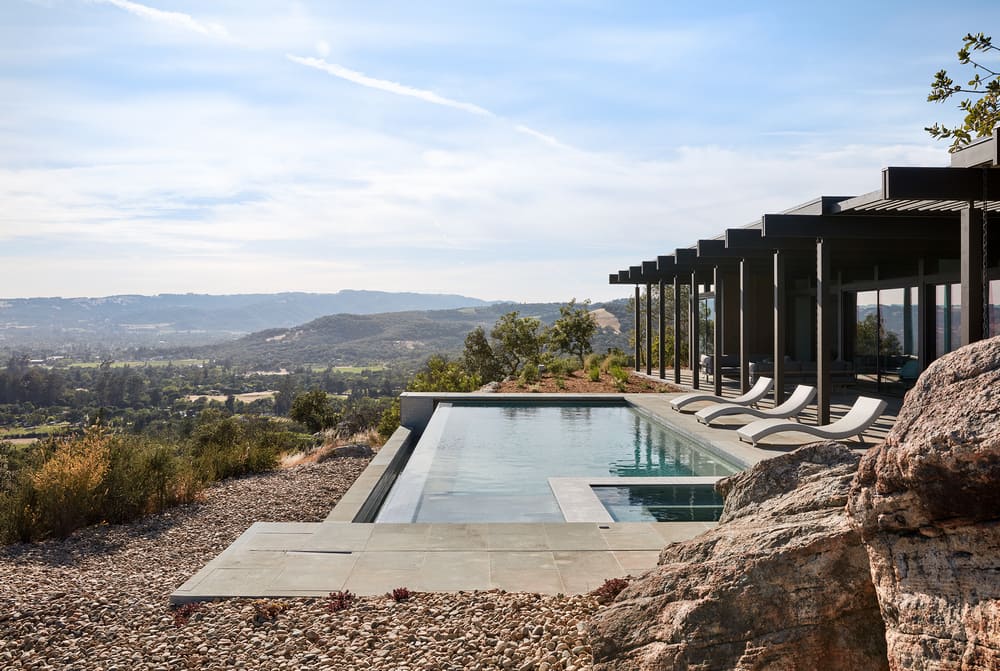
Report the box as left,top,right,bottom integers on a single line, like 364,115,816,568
194,300,632,367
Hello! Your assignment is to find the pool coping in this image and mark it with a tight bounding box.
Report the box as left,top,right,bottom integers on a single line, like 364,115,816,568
549,476,725,523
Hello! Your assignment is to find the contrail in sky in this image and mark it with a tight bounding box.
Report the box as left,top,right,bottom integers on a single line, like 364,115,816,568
93,0,568,149
289,55,572,149
287,55,495,118
95,0,230,40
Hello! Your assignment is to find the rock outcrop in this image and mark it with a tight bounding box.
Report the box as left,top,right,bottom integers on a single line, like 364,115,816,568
847,336,1000,670
591,442,887,670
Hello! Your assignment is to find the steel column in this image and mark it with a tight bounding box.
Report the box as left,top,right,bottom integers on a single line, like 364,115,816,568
658,279,666,379
918,259,936,371
739,258,751,393
713,266,723,397
961,206,985,346
773,250,786,405
673,276,682,384
690,271,700,389
645,284,653,376
634,285,641,371
817,238,832,425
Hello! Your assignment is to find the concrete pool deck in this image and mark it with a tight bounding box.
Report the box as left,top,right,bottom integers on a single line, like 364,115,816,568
171,387,897,603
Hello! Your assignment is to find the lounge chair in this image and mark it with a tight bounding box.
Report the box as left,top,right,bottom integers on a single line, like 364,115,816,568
736,396,887,446
695,384,816,426
670,377,773,412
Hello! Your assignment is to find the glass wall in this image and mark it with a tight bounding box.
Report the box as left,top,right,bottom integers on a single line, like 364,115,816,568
855,290,878,384
879,287,919,390
854,287,919,392
700,296,714,358
935,284,962,358
991,279,1000,338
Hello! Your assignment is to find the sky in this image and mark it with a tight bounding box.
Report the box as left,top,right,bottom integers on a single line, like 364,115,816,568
2,1,999,303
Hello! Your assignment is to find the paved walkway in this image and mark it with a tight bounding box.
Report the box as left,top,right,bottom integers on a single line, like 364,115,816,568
172,521,711,603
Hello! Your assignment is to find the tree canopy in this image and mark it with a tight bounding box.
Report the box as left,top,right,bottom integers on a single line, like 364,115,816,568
407,355,480,392
926,32,1000,151
490,311,544,377
546,299,597,367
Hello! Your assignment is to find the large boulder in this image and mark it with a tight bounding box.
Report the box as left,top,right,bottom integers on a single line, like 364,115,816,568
847,336,1000,670
591,442,887,670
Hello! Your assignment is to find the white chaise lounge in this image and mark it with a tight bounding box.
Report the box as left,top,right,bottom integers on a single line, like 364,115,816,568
669,377,773,412
695,384,816,426
736,396,887,446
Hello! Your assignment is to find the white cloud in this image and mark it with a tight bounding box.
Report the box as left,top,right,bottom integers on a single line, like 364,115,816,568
315,39,330,57
94,0,230,40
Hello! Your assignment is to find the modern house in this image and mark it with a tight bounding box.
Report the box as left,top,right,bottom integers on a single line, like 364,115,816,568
611,131,1000,424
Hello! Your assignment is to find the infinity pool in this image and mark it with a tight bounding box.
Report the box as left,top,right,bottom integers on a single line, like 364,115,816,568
375,401,738,523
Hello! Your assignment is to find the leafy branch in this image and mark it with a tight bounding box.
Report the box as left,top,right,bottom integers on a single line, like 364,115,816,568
926,32,1000,151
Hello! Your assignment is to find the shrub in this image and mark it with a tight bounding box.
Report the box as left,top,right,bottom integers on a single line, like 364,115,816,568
561,357,581,375
101,437,194,524
590,577,630,603
0,478,37,544
0,426,204,543
586,353,606,369
408,355,480,393
377,400,401,441
608,365,629,392
172,602,204,626
388,587,412,602
547,358,567,377
327,590,356,613
189,412,288,482
603,352,630,371
588,365,601,383
289,388,337,433
251,599,287,624
519,362,540,385
29,427,111,537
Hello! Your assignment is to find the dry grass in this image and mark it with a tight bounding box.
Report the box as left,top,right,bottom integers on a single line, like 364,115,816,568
279,428,382,469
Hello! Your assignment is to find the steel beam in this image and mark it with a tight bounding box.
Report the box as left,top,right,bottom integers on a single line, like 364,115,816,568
882,166,1000,201
763,214,956,240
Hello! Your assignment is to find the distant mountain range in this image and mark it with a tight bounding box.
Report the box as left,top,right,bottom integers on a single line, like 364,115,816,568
0,291,495,349
188,301,631,368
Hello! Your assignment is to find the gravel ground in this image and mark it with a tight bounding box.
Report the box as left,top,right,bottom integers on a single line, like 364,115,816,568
0,457,602,670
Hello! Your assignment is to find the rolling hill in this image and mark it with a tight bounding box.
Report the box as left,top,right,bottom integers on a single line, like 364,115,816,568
191,300,632,368
0,290,494,349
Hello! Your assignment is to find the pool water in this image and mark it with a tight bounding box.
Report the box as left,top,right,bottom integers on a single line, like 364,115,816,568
376,402,738,523
593,484,725,522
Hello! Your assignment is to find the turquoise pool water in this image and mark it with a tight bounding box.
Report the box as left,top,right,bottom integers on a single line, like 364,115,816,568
593,484,725,522
376,401,738,523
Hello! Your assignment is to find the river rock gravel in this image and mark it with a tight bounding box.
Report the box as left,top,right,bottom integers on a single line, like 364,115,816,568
0,457,601,670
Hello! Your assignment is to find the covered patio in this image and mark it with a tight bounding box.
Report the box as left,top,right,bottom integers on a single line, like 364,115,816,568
611,131,1000,425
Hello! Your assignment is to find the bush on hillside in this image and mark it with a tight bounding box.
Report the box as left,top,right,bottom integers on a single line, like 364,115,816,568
0,427,201,543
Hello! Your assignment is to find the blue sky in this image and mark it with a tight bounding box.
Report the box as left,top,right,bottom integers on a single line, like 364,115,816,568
2,1,999,302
